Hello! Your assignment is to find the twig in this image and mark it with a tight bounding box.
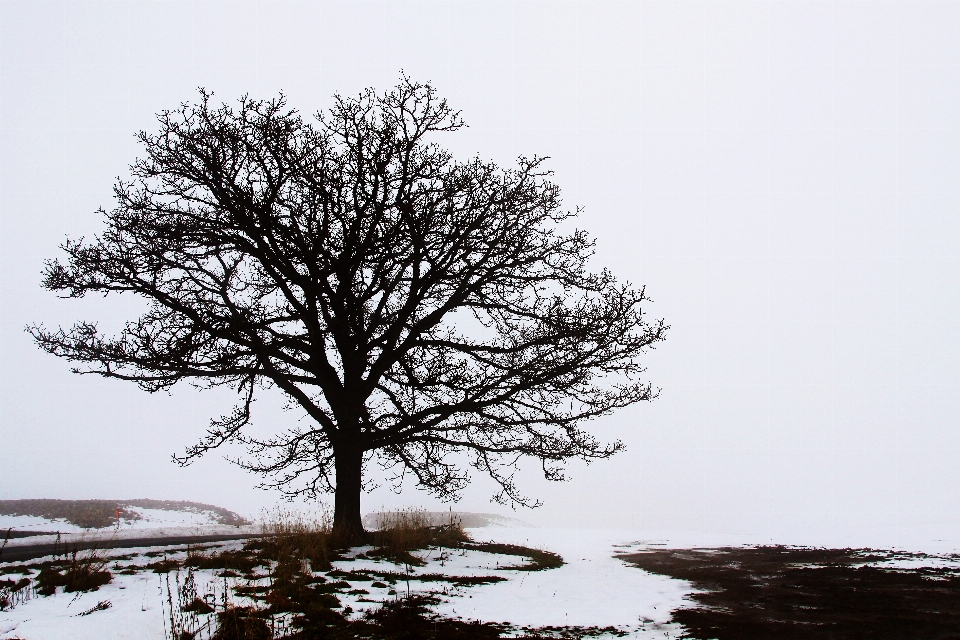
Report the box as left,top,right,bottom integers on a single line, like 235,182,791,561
76,600,112,616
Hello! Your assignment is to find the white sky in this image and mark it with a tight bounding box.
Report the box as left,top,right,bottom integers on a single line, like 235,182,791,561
2,1,958,543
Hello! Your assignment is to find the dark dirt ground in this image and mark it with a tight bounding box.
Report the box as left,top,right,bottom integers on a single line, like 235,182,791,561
619,546,960,640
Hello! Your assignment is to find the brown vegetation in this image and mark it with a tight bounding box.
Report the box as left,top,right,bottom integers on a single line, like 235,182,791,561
362,511,515,530
35,547,112,595
0,500,138,529
367,509,469,565
0,577,32,611
212,607,272,640
462,542,564,571
256,508,333,572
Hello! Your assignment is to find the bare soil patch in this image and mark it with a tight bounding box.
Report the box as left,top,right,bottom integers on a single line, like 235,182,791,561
619,546,960,640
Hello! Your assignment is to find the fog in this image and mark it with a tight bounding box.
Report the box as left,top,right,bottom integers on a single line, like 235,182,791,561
2,1,958,545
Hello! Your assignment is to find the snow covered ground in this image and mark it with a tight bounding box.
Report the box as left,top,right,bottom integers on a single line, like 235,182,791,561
2,514,256,552
0,572,164,640
0,515,87,535
432,528,692,633
1,526,697,639
3,526,259,551
4,523,959,639
1,507,252,542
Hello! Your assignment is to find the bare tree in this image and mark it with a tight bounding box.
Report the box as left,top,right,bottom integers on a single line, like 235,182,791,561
29,77,667,541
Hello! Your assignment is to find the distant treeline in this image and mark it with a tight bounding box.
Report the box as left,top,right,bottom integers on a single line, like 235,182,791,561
0,499,250,529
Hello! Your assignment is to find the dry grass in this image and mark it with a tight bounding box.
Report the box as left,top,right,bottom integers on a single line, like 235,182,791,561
370,508,432,554
0,577,33,611
369,508,469,565
211,606,272,640
255,507,333,573
461,542,564,571
35,545,112,595
184,547,262,576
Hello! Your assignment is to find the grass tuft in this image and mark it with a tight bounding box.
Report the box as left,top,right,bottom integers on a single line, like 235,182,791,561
212,606,272,640
462,542,564,571
35,546,112,595
251,507,333,573
357,595,505,639
368,508,469,565
185,547,262,575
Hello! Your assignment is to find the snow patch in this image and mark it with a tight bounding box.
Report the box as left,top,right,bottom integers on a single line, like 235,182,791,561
432,528,693,631
0,515,86,534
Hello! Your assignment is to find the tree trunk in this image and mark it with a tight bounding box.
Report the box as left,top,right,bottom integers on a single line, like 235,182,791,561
332,447,365,545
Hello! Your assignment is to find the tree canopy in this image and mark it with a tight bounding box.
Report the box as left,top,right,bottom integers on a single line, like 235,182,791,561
30,78,667,539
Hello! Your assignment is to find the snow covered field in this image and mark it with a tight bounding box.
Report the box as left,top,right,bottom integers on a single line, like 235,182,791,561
1,507,256,556
1,506,249,540
0,515,88,535
1,526,697,639
431,528,691,632
5,521,960,639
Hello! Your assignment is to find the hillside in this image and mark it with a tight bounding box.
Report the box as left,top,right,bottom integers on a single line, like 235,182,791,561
0,499,249,530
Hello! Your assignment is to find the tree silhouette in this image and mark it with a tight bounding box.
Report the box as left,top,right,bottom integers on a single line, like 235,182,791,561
29,78,666,540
